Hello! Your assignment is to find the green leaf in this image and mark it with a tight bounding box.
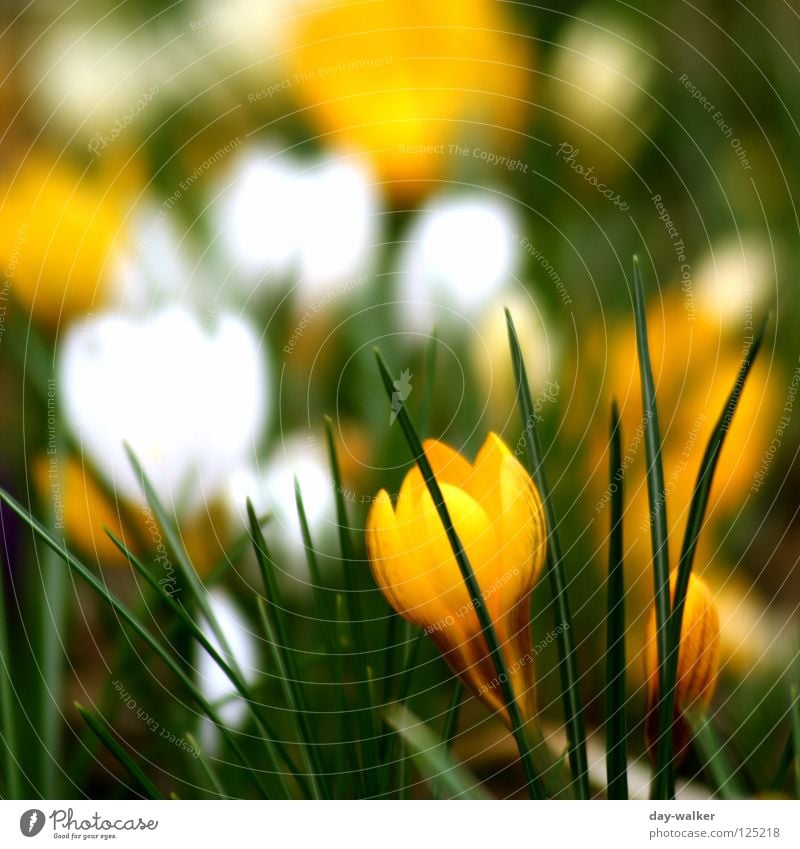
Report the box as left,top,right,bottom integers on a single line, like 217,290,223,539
324,417,379,779
374,347,544,800
656,313,767,800
0,536,21,798
248,501,329,799
792,685,800,799
104,527,302,798
123,445,245,684
384,704,490,799
0,486,272,797
605,400,628,799
75,703,164,799
505,309,588,799
685,710,745,800
630,257,673,800
295,480,361,794
185,732,228,798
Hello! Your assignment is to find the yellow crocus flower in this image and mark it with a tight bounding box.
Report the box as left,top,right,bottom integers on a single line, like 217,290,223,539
644,573,720,758
366,433,546,725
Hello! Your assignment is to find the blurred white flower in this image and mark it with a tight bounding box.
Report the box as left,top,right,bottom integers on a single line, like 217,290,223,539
398,194,519,332
695,237,772,328
59,306,268,516
211,150,377,305
224,434,333,577
214,152,301,283
296,158,376,301
196,590,259,750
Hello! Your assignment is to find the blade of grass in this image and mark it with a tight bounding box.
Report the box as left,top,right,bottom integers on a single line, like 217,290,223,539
769,729,794,793
685,709,745,800
185,732,227,798
441,679,464,748
247,502,329,799
324,417,379,779
656,317,768,798
38,538,68,798
104,527,302,798
505,309,588,799
124,446,245,683
379,627,424,798
205,511,271,588
792,685,800,799
375,348,544,800
75,702,164,799
630,257,673,800
0,537,21,798
384,704,490,800
0,487,272,797
430,680,464,799
295,481,361,797
606,400,628,799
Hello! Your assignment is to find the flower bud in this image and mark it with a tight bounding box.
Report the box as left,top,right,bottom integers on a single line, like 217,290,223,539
644,573,721,758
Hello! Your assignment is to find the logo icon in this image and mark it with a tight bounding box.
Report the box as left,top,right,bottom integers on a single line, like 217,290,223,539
390,369,413,425
19,809,45,837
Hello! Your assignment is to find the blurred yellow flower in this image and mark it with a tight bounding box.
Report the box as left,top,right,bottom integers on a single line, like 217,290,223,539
33,455,227,577
644,573,720,757
285,0,531,197
33,455,142,567
366,433,546,725
0,154,129,326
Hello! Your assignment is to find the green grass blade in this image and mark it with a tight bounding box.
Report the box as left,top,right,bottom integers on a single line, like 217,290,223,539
769,729,793,793
185,732,227,798
324,417,379,778
38,539,68,798
504,309,588,799
293,482,338,660
375,348,544,800
606,400,628,799
430,680,464,799
0,487,272,797
247,502,328,798
75,703,164,799
123,446,244,682
685,710,745,800
295,481,361,796
0,538,21,798
792,685,800,799
630,257,673,800
441,679,464,748
656,315,768,800
104,527,302,797
384,704,490,799
205,511,271,588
